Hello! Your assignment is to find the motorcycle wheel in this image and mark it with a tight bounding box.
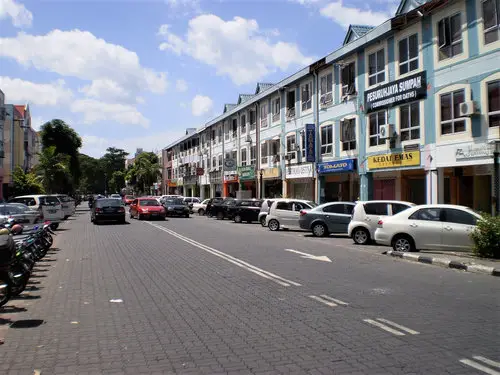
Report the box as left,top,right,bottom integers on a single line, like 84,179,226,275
10,273,30,297
0,274,11,307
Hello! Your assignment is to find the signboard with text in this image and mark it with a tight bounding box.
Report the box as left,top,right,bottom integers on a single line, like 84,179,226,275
367,151,421,170
364,71,427,113
317,159,356,174
237,165,256,181
305,123,316,163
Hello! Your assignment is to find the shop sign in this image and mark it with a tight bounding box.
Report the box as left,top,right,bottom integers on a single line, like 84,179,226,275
455,144,493,160
305,123,316,163
367,151,421,170
263,167,280,179
317,159,356,174
286,163,313,179
224,158,237,171
224,174,238,182
364,71,427,113
167,179,177,187
196,167,204,176
237,165,256,181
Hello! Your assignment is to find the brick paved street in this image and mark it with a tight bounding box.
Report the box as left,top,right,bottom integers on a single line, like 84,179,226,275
0,208,498,375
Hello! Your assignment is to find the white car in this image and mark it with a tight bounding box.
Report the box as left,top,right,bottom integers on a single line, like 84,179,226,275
9,195,65,224
348,200,415,245
265,199,317,231
374,204,481,252
192,199,209,216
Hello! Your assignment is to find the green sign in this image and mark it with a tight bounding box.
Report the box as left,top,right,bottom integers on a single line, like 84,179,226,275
237,165,255,181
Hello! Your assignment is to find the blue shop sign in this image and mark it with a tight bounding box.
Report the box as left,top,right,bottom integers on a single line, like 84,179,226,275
318,159,356,174
305,123,316,163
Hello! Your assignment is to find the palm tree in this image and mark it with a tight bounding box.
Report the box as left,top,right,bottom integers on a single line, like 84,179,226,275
36,146,70,193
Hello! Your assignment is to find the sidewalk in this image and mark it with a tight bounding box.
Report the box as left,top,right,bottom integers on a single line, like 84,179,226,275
384,250,500,277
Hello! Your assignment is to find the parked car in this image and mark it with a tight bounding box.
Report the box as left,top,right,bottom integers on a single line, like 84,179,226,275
159,195,182,204
347,200,416,245
182,197,201,212
0,203,42,224
52,194,75,218
110,194,122,199
258,199,275,227
227,199,263,223
299,201,355,237
123,195,135,205
9,195,65,227
211,198,237,220
130,198,166,220
162,197,190,217
91,198,126,224
266,199,317,231
192,199,210,216
374,204,482,252
206,197,224,217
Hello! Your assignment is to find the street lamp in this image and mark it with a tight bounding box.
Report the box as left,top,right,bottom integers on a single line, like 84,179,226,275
491,140,500,216
259,168,264,199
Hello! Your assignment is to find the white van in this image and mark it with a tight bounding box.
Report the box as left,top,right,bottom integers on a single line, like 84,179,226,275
53,194,75,218
9,195,65,224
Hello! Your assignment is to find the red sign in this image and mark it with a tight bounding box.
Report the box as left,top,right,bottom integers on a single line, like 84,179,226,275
196,168,204,176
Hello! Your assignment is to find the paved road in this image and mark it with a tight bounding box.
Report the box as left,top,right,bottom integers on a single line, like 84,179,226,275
0,208,498,375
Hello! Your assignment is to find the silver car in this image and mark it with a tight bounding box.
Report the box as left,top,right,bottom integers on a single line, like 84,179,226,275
299,201,355,237
0,203,42,224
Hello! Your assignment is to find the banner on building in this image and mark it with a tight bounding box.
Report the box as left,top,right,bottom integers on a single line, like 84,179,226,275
367,151,421,170
237,165,256,181
305,123,316,163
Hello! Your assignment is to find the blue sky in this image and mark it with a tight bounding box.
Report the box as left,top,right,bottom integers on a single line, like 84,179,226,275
0,0,399,158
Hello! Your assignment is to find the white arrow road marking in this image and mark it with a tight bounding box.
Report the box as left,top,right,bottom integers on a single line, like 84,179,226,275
363,318,419,336
460,356,500,375
145,222,301,287
309,295,349,307
284,249,332,262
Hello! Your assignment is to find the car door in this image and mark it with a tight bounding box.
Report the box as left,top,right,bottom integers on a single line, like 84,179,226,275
363,202,389,235
274,201,293,226
440,208,477,251
322,203,349,233
406,207,443,249
40,196,65,221
290,202,308,229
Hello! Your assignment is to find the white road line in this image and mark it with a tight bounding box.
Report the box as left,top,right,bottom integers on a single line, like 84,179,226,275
145,222,301,287
309,295,337,307
363,319,406,336
319,295,349,305
460,359,500,375
375,318,419,335
473,356,500,369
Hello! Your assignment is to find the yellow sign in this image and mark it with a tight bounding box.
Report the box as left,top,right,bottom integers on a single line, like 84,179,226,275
263,167,280,179
367,151,420,170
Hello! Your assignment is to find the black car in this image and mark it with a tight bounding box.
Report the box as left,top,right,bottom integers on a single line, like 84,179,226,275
210,198,236,220
163,198,190,217
206,197,224,217
91,198,126,224
227,199,263,223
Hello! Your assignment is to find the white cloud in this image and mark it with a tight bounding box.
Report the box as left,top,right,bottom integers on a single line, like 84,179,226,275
158,15,314,85
175,79,188,92
319,1,392,28
0,29,167,101
0,0,32,28
79,79,140,104
165,0,201,18
70,99,149,128
0,76,73,106
30,116,45,131
191,95,213,117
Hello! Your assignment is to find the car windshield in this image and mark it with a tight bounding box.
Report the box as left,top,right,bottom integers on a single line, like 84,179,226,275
140,199,160,206
201,199,210,204
96,199,122,207
166,198,184,205
41,196,61,206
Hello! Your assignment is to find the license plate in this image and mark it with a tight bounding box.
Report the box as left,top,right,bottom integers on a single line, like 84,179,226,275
151,213,158,216
48,209,57,214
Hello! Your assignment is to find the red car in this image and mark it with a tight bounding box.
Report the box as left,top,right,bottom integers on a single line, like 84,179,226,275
129,198,166,220
123,195,135,205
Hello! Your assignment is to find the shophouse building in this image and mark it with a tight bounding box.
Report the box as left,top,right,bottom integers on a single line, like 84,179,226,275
162,0,500,214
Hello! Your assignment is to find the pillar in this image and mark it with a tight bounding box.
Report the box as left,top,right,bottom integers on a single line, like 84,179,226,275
426,169,441,204
282,179,288,198
360,173,373,201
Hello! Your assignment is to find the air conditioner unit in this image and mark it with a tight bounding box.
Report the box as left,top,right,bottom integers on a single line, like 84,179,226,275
379,124,395,140
245,135,252,143
459,101,479,117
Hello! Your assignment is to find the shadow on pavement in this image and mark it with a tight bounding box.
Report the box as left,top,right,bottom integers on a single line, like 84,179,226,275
0,306,27,314
12,294,41,300
10,319,44,329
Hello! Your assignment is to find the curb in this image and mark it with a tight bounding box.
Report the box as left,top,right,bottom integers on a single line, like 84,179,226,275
384,250,500,277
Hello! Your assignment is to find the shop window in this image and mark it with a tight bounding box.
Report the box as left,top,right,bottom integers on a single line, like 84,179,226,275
409,208,441,221
287,90,296,119
286,134,297,161
231,150,237,160
250,145,256,165
438,13,463,60
320,73,333,107
212,157,217,168
224,121,230,140
443,208,477,225
218,154,222,167
340,118,356,151
440,90,466,135
320,125,333,155
217,126,222,143
272,97,280,122
301,82,312,111
270,140,280,163
250,110,256,131
364,203,388,216
260,104,268,128
368,49,385,86
241,148,247,166
261,142,268,165
369,110,387,147
400,102,420,141
232,119,238,138
399,34,419,75
241,114,246,134
225,152,231,160
487,80,500,127
482,0,500,44
341,62,356,96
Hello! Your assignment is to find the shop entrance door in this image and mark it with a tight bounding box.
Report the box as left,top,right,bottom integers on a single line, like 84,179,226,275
374,179,396,200
407,178,425,204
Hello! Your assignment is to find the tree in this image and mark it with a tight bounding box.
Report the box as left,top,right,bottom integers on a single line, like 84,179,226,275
12,167,45,196
78,153,105,194
36,146,70,193
126,152,160,194
109,170,125,193
101,147,128,174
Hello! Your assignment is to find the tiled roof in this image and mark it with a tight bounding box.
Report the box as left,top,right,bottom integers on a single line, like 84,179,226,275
14,105,26,118
223,104,237,113
255,83,274,94
343,25,375,45
237,94,254,104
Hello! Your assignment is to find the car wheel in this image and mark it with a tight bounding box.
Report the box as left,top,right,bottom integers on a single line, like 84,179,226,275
93,220,99,225
268,219,280,231
234,215,242,223
198,208,205,216
260,216,267,227
392,234,416,252
352,227,370,245
312,223,328,237
216,212,224,220
138,214,142,220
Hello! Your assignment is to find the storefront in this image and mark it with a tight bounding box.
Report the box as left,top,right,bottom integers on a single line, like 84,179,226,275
434,142,495,214
200,175,210,200
166,179,177,195
318,158,358,203
285,163,314,200
366,150,425,204
261,167,282,198
237,165,257,198
183,174,199,197
223,172,239,197
209,171,222,198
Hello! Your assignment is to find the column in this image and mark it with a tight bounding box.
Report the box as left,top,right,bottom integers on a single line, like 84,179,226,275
426,169,439,204
282,179,288,198
360,173,373,201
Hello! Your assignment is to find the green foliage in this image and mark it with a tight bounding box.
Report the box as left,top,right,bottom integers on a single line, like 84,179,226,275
78,153,106,195
36,146,70,194
125,152,160,195
470,214,500,259
109,170,125,193
12,167,45,196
